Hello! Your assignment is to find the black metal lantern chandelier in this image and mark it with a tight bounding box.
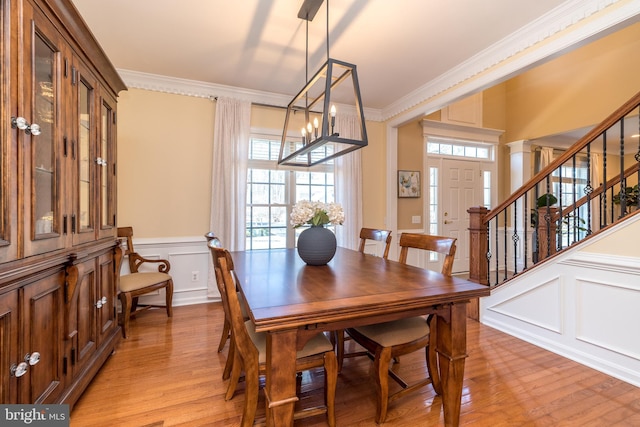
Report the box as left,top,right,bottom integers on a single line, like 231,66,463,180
278,0,368,167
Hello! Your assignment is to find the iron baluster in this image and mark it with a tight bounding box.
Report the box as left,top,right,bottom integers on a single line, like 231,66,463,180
512,200,519,275
585,142,592,235
503,208,508,282
619,118,626,217
603,131,608,227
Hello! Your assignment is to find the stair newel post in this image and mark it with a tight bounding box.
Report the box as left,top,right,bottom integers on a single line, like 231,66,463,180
537,206,558,260
468,206,489,285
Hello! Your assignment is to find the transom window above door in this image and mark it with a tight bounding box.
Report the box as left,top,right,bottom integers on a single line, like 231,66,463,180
426,137,492,160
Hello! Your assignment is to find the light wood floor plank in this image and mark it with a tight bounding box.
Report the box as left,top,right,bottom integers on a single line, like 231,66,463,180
70,303,640,426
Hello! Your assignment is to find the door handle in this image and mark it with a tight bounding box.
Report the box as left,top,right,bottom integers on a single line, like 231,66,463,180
444,220,452,224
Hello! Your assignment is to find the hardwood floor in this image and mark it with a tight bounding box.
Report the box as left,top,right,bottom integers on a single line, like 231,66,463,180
70,303,640,426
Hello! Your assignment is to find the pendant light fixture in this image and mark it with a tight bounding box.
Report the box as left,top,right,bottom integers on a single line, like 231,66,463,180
278,0,368,167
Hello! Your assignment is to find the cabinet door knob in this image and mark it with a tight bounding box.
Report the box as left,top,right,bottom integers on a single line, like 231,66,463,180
10,362,28,377
11,116,41,135
27,352,41,366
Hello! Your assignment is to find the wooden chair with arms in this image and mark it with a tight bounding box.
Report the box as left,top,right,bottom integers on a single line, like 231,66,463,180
334,227,393,371
344,232,456,423
212,247,337,427
117,226,173,338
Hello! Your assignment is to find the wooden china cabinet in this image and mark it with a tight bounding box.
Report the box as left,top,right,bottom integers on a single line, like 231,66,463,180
0,0,126,407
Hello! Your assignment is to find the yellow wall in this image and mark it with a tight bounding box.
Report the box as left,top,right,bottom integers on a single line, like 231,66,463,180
117,89,214,237
504,21,640,142
581,216,640,256
361,120,387,229
117,91,385,237
397,120,424,229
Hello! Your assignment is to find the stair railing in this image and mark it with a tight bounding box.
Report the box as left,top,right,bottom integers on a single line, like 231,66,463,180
469,90,640,287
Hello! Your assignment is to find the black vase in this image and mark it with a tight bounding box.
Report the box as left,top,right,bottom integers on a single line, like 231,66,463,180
297,226,337,265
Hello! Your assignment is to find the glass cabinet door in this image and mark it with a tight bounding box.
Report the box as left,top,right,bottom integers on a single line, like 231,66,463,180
72,58,98,246
97,91,117,240
78,78,92,233
22,5,66,257
0,0,17,262
33,34,56,238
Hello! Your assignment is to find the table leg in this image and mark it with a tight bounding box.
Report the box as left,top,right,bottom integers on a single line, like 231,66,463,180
265,329,298,427
436,302,468,427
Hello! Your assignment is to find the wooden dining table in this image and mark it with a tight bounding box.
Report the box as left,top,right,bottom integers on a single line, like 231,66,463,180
231,247,490,426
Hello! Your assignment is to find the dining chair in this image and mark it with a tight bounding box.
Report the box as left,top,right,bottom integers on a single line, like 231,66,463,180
358,227,392,259
213,247,337,427
117,226,173,338
205,232,232,354
344,232,457,423
333,227,393,372
207,239,239,381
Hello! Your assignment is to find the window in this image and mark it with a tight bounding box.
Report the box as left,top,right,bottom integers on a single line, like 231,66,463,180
427,137,491,159
428,167,438,261
246,136,334,250
483,171,492,209
550,157,589,246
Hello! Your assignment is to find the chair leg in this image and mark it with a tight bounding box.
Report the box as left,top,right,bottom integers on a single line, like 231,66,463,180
324,350,338,427
373,347,392,424
165,280,174,317
296,372,303,396
222,333,235,380
426,314,442,395
335,329,345,372
218,318,231,353
240,360,259,427
119,292,132,339
225,348,243,401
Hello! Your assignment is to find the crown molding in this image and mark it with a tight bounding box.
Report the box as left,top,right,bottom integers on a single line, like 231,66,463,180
381,0,640,121
118,0,639,125
118,69,384,122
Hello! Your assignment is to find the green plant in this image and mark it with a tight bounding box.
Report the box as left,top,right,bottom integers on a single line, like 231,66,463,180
612,184,639,206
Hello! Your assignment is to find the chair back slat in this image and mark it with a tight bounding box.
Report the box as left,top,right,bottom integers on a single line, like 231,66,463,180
358,228,392,259
398,233,457,276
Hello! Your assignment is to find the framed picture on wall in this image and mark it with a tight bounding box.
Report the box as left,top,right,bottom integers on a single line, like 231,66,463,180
398,170,420,198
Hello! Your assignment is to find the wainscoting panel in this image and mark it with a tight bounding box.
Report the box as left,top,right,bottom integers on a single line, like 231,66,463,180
481,245,640,388
575,278,640,360
486,276,563,333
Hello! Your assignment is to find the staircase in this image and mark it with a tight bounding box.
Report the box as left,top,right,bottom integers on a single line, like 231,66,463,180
469,89,640,287
468,90,640,388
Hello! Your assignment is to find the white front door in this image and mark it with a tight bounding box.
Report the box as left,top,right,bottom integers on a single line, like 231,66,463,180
439,159,482,273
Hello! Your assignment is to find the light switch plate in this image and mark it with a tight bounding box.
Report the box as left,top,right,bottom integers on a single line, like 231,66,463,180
412,215,421,224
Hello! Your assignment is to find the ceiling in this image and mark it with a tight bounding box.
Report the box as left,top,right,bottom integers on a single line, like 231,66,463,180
70,0,574,111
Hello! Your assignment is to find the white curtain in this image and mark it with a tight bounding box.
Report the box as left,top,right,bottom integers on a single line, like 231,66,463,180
539,147,554,170
334,114,363,250
207,97,251,297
